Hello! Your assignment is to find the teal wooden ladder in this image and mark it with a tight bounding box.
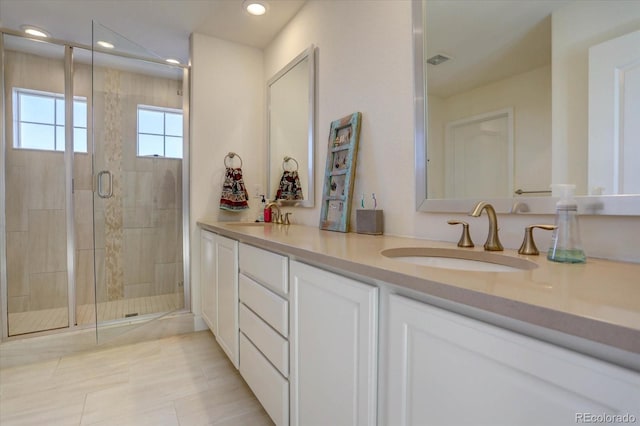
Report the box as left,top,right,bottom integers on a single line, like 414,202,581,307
319,112,362,232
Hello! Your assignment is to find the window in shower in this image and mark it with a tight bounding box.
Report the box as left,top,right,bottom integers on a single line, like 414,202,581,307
137,105,183,158
13,88,88,153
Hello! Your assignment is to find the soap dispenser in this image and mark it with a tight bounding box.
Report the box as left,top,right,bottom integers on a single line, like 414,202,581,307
547,184,586,264
258,195,266,222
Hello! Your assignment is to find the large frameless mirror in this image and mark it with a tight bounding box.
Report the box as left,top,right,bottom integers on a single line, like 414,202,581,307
267,45,315,207
414,0,640,215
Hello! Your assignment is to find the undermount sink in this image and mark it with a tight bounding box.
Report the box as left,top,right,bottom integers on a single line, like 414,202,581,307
381,247,537,272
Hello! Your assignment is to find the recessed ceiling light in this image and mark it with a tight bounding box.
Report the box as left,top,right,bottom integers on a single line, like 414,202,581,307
97,41,115,49
166,58,181,65
243,0,268,16
21,25,50,38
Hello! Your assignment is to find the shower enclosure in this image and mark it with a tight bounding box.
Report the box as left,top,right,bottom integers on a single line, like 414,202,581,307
0,22,190,342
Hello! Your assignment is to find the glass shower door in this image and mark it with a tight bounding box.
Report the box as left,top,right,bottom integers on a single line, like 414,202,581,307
91,22,186,339
3,35,71,335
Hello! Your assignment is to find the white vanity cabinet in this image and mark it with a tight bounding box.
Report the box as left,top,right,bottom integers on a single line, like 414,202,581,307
386,294,640,426
200,230,217,332
199,230,239,368
238,243,290,426
289,260,378,426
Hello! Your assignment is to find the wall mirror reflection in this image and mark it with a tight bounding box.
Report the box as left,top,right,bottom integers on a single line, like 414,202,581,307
267,44,315,207
415,0,640,215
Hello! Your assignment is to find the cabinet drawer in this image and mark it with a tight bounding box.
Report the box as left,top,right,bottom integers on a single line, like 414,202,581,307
240,333,289,426
239,303,289,377
239,273,288,337
239,243,288,295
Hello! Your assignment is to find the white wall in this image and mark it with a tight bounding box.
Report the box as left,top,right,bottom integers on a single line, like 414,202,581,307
264,0,414,230
190,34,264,315
551,0,640,195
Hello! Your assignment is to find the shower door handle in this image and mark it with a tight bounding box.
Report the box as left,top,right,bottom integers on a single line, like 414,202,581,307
97,170,113,199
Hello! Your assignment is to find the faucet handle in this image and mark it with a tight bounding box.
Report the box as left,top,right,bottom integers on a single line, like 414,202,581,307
283,212,292,225
273,211,282,224
447,220,474,248
518,224,556,255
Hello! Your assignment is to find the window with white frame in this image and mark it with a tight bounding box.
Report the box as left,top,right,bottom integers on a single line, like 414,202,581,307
13,88,87,153
137,105,183,159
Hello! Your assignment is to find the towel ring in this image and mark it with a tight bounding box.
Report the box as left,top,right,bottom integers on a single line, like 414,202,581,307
283,156,299,172
224,152,243,168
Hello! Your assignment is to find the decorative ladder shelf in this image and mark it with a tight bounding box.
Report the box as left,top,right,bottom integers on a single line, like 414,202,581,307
319,112,362,232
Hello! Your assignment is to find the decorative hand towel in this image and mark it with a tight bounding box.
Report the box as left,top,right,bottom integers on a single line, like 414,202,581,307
276,156,304,201
276,170,304,201
220,167,250,211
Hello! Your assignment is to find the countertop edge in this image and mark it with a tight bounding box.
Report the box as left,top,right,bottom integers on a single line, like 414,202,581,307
198,221,640,357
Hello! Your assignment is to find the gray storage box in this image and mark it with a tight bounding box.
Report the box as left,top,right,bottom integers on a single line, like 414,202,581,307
356,209,384,235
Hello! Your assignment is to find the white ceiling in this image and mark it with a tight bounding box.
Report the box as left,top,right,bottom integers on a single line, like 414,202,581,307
0,0,307,64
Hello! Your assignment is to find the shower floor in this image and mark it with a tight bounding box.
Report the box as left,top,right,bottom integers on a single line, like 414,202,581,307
8,293,185,336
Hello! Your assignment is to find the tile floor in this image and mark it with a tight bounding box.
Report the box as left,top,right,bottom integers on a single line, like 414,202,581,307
0,331,273,425
8,293,185,336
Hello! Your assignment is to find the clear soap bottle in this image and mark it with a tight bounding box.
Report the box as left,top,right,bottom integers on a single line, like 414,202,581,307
258,195,266,222
547,184,586,264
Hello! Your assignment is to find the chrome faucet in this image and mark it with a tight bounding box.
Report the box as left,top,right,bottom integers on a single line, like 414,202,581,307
469,202,503,251
264,202,282,224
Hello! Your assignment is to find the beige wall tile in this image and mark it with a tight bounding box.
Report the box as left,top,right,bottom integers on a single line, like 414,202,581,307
29,271,68,310
27,152,66,210
153,209,179,263
6,165,28,231
124,283,155,299
153,161,178,209
176,162,183,204
123,229,143,285
133,157,155,173
76,249,96,306
28,209,67,273
5,49,66,95
136,171,154,207
123,206,153,229
7,296,30,314
141,228,156,284
74,190,94,250
123,171,136,208
95,249,107,303
94,207,106,249
6,231,29,298
73,153,93,190
155,263,177,295
122,228,154,287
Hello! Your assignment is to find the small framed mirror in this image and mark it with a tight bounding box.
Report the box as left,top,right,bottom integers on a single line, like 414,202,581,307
267,44,315,207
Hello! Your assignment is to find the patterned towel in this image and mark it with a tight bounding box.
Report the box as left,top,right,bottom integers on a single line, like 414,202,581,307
275,170,304,201
220,167,250,211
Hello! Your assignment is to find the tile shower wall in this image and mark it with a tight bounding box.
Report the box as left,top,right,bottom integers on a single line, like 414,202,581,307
4,50,183,318
4,50,71,316
92,64,183,304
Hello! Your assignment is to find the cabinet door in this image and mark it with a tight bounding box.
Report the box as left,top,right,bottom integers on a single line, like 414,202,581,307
386,294,640,426
215,234,239,369
200,230,217,333
290,261,378,426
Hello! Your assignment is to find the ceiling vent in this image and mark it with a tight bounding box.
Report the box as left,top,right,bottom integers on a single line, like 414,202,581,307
426,54,452,66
